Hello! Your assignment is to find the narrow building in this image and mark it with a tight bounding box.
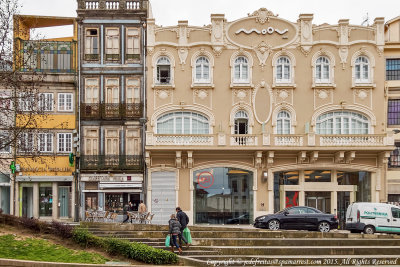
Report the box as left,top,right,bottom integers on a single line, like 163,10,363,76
146,8,393,225
76,0,148,218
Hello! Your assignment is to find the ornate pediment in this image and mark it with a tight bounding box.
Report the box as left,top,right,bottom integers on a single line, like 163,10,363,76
248,8,277,24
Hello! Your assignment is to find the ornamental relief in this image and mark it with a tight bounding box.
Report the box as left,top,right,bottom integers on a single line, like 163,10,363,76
273,89,292,105
193,89,212,109
353,89,372,109
314,89,333,110
155,89,173,108
233,88,251,105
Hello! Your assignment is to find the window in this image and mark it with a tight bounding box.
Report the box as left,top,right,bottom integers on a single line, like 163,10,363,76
126,79,140,104
391,207,400,219
58,133,72,153
234,111,248,134
389,142,400,168
276,111,291,134
126,129,140,155
0,132,11,153
126,28,140,60
156,112,209,134
85,129,98,155
304,170,331,182
39,185,53,217
105,129,119,155
234,56,249,83
85,29,99,60
388,99,400,125
316,111,369,134
355,56,369,83
276,57,291,82
38,133,53,153
105,28,120,61
85,79,99,103
58,93,73,112
387,59,400,81
38,93,53,111
156,57,171,84
18,93,35,112
19,132,34,152
315,56,330,83
105,79,119,104
195,56,210,83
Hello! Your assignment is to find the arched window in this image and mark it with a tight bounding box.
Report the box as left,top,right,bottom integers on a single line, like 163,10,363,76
276,57,291,82
315,56,330,83
156,112,209,134
195,56,210,82
355,56,369,83
277,111,291,134
156,56,171,84
316,111,369,134
234,110,249,134
234,56,249,82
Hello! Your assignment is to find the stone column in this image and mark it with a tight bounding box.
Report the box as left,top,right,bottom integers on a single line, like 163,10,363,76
52,182,58,219
33,183,39,218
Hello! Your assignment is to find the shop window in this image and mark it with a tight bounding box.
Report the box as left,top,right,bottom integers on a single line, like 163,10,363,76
85,29,99,60
316,111,369,134
156,56,171,84
39,185,53,217
276,171,299,185
337,171,371,202
388,99,400,125
105,193,124,214
386,59,400,80
305,170,331,182
58,93,73,112
85,192,98,210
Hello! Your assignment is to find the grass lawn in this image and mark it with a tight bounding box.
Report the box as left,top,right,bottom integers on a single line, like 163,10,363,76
0,234,108,264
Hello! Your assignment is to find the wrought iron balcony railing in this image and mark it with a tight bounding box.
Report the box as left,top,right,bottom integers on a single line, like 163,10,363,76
80,103,142,120
18,40,77,73
80,155,143,171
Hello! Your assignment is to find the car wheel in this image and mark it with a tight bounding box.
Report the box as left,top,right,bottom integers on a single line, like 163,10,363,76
364,225,375,234
268,219,280,230
318,221,331,232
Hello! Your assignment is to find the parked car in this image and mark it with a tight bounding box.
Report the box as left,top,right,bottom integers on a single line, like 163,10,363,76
254,206,338,232
345,202,400,234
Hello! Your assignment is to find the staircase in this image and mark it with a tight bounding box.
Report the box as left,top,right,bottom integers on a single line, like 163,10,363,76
84,223,400,266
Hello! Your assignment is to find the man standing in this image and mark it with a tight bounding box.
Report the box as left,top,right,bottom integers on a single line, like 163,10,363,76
138,200,147,223
176,207,189,247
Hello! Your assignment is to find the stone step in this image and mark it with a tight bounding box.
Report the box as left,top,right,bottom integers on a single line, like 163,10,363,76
181,255,400,267
113,237,400,247
152,245,400,256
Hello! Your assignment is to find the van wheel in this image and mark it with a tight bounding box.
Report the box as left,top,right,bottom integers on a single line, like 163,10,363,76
318,221,331,232
363,225,375,234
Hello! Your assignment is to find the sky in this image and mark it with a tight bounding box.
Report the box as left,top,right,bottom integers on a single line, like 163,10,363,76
19,0,400,38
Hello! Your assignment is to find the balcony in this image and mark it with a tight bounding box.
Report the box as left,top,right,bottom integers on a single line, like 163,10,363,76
18,40,76,73
146,132,392,148
80,155,143,171
80,103,143,120
77,0,148,11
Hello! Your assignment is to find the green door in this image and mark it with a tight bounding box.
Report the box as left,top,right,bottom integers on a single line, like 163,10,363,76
59,187,70,217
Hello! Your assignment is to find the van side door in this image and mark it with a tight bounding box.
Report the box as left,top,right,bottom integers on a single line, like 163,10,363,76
390,207,400,234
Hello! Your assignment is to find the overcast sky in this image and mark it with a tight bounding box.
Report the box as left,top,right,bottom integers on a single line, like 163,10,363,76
19,0,400,38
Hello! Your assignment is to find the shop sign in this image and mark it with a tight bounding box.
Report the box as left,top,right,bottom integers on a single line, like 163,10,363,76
20,167,72,172
87,176,126,182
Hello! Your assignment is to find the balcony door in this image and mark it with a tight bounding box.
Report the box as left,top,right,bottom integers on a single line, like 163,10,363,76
105,79,119,118
105,129,119,166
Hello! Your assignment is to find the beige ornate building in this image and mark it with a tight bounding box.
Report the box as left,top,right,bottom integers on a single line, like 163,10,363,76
146,8,393,225
385,16,400,204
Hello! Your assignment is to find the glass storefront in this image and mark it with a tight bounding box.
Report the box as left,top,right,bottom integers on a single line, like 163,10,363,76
305,191,331,213
105,193,129,214
39,184,53,217
337,171,371,202
194,167,253,224
305,170,331,182
85,192,98,211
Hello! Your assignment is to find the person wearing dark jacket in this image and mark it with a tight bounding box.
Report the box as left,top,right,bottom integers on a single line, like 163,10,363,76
168,214,182,254
176,207,189,247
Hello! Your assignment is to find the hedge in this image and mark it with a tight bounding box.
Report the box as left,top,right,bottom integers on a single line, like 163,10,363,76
72,227,179,265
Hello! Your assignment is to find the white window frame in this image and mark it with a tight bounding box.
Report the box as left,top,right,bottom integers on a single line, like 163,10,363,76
276,111,291,134
85,78,99,103
355,56,370,83
58,93,73,112
233,56,249,83
315,56,330,83
19,132,34,152
126,27,140,59
85,28,99,56
234,110,249,135
316,111,370,134
276,56,291,83
38,133,53,153
38,93,53,112
105,28,120,58
105,78,120,104
156,112,210,134
18,93,35,112
195,56,210,83
57,133,72,153
156,56,171,84
0,131,11,153
126,78,140,104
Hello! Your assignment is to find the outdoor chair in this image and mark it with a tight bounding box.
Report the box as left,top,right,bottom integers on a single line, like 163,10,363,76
110,212,118,223
139,212,149,224
85,211,94,222
145,213,154,224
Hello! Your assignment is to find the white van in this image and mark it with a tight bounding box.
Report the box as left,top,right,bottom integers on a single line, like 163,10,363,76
345,202,400,234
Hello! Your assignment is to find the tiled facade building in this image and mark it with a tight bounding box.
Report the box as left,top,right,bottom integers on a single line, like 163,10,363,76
145,8,393,225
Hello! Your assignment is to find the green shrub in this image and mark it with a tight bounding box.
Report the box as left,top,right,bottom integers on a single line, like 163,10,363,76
51,220,73,239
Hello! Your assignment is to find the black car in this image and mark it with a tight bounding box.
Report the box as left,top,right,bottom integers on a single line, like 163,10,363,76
226,213,250,224
254,206,338,232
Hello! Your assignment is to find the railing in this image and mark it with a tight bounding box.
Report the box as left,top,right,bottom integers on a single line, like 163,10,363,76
319,135,385,146
80,103,143,119
274,135,304,146
154,134,214,146
18,40,76,73
79,0,147,11
81,155,143,170
230,135,258,146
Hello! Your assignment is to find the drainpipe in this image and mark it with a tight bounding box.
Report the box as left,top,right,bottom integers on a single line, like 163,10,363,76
75,22,82,222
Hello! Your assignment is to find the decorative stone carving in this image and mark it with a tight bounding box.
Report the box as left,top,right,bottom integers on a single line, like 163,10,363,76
357,90,367,100
267,151,274,167
255,151,263,168
156,89,170,99
345,151,356,164
278,89,289,100
177,48,188,70
335,151,345,164
195,89,208,100
176,151,182,169
299,14,313,56
212,46,224,57
234,89,247,100
317,89,328,99
254,41,272,69
338,47,348,69
298,151,307,163
187,151,193,169
248,8,277,24
309,151,318,163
